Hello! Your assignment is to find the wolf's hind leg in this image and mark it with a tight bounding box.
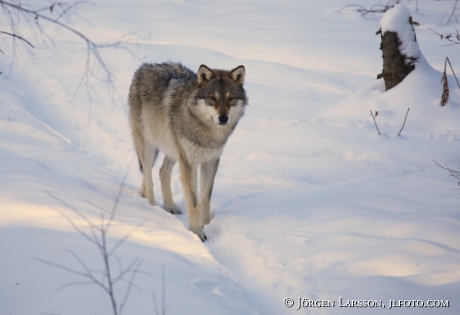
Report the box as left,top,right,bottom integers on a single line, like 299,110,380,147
200,158,220,226
159,156,182,214
141,147,158,205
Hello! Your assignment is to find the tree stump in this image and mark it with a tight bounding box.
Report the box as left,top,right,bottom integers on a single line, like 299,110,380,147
377,5,419,91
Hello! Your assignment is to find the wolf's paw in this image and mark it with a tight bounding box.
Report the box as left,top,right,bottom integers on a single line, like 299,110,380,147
164,204,182,215
191,227,207,242
140,190,157,205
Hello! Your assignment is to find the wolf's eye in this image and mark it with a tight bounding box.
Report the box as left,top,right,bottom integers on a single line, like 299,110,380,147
210,96,216,101
228,97,234,101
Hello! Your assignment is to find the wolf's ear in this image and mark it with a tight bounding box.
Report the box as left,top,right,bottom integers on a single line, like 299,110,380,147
197,65,215,86
228,65,245,86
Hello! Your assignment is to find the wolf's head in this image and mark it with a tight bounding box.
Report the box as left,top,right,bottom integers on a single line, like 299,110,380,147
194,65,247,126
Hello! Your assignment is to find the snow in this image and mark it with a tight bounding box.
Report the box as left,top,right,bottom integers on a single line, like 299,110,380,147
1,1,460,314
380,4,422,64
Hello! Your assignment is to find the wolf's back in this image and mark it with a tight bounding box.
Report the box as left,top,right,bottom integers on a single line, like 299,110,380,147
129,62,196,105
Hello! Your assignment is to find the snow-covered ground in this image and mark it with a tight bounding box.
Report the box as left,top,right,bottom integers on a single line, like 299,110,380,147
1,1,460,314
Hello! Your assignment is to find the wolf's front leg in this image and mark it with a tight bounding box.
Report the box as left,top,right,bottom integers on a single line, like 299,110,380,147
179,158,206,241
141,148,159,206
200,159,220,226
159,156,182,214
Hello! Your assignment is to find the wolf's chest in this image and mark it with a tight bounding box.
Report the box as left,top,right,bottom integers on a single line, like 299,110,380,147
179,137,224,163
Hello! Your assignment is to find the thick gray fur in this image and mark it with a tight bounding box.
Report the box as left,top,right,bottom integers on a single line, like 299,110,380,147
128,62,247,241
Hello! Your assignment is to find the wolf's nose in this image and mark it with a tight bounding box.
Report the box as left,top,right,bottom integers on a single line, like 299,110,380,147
218,115,228,124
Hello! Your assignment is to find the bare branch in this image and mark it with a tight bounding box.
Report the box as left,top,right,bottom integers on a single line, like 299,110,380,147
0,30,34,47
105,176,127,232
0,0,132,117
370,110,381,135
340,1,401,17
118,259,143,315
63,249,110,293
46,192,102,248
161,266,168,315
55,280,96,292
31,256,90,279
152,266,169,315
97,227,119,315
429,27,460,46
108,221,147,257
340,4,389,16
433,160,460,188
112,257,142,285
445,0,460,26
398,108,410,136
37,178,145,315
446,57,460,89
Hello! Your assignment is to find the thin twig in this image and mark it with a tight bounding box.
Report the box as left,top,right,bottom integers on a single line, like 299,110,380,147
106,173,128,232
65,249,110,293
445,57,460,89
370,110,381,135
433,160,460,188
101,228,118,315
0,30,34,47
340,1,402,17
0,0,131,118
161,266,166,315
112,257,142,285
55,280,96,292
152,266,169,315
429,27,460,46
340,4,389,16
30,256,93,279
36,178,144,315
108,222,146,257
118,259,143,315
446,0,459,26
47,192,102,247
398,108,410,136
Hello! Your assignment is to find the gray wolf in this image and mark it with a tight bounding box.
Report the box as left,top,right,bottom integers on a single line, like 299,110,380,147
128,62,247,241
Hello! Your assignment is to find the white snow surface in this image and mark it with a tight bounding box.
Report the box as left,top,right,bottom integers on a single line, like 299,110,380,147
380,4,422,64
1,1,460,314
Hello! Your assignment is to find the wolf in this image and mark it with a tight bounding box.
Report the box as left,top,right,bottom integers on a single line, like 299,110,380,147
128,62,247,241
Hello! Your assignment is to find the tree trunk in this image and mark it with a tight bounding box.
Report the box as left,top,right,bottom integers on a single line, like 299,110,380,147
377,17,418,91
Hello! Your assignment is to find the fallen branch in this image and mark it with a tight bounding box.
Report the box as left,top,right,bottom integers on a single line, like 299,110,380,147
370,110,381,135
398,108,410,136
